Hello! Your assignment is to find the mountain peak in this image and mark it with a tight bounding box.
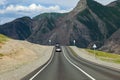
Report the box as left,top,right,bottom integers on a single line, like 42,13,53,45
73,0,87,12
69,0,88,16
107,0,120,7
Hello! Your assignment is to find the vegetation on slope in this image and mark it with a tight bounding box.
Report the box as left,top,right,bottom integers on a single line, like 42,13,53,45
0,53,4,57
33,13,67,34
33,13,66,20
87,0,120,38
77,9,104,41
0,34,8,43
0,34,9,57
86,49,120,64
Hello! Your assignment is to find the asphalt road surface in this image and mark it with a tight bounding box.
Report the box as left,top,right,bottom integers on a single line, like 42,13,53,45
22,46,120,80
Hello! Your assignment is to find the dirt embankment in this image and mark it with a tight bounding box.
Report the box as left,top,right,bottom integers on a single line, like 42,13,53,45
0,39,53,80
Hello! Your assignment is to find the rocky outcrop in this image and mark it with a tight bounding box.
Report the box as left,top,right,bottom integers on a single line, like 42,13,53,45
101,29,120,54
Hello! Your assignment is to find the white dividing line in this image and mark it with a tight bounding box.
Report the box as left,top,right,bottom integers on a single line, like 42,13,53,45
29,49,55,80
62,47,96,80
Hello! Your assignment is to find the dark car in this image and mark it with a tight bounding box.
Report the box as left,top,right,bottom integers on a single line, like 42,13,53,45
55,43,60,47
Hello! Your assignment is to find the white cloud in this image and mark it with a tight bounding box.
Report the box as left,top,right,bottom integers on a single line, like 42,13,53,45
0,17,14,25
0,4,70,14
0,3,71,24
0,0,6,5
0,0,116,24
0,0,116,15
34,0,79,8
27,0,115,8
94,0,116,5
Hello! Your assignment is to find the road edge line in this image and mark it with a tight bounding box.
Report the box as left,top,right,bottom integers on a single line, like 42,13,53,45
29,47,55,80
62,47,96,80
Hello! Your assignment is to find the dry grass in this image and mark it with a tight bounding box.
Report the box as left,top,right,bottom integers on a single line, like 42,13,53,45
86,49,120,64
0,34,8,43
0,53,4,57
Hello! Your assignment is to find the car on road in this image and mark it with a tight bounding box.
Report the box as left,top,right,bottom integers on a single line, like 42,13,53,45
55,47,62,52
55,43,62,52
55,43,60,47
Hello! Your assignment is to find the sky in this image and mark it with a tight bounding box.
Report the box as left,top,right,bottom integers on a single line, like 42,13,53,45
0,0,116,24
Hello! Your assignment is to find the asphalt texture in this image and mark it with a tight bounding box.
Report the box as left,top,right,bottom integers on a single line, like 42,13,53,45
22,46,120,80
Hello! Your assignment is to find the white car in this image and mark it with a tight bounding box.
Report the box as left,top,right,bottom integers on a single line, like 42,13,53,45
55,47,62,52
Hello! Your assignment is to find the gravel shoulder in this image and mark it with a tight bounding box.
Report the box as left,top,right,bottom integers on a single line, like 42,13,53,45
0,39,53,80
70,46,120,70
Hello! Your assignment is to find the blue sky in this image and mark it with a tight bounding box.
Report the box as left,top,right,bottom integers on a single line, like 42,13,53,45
0,0,116,24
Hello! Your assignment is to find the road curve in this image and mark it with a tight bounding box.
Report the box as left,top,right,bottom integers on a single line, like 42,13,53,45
64,47,120,80
22,46,120,80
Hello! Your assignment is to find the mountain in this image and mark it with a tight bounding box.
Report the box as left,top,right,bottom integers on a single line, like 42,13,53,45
28,0,120,48
100,0,120,54
101,29,120,54
0,0,120,53
107,0,120,7
0,17,33,40
27,13,66,44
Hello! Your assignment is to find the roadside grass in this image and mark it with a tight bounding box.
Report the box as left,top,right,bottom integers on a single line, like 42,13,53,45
0,34,9,57
86,49,120,64
0,53,4,57
0,34,9,43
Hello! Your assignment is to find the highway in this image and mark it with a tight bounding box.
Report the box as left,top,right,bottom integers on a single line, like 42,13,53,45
22,46,120,80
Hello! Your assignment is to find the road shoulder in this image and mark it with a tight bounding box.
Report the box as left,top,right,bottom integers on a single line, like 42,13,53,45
70,46,120,71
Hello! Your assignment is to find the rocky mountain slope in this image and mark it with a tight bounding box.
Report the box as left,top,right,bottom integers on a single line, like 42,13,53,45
0,0,120,53
101,29,120,54
28,13,66,44
100,0,120,54
28,0,120,48
0,17,33,40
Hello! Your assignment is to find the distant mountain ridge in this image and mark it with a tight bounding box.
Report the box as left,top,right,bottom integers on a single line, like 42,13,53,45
0,0,120,54
0,17,33,40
